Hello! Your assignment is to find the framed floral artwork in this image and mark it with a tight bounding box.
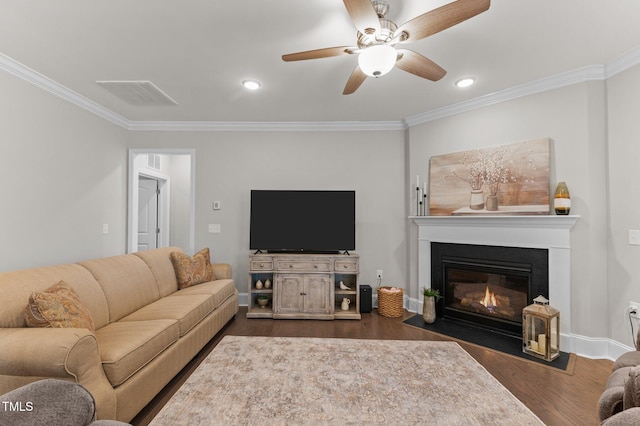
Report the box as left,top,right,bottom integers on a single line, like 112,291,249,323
428,138,550,216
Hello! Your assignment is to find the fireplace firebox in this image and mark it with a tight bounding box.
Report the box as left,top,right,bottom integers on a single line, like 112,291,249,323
431,243,549,336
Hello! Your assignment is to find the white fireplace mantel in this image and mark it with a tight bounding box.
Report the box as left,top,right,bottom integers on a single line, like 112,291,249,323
411,215,579,351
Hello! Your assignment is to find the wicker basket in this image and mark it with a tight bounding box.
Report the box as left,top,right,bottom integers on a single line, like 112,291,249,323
377,286,404,317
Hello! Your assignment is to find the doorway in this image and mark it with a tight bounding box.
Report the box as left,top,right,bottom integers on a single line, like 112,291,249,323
128,149,195,254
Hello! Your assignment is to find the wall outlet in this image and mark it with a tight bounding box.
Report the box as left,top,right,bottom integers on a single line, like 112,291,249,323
630,301,640,318
376,270,383,280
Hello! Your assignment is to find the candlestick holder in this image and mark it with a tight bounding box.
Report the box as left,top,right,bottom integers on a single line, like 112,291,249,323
416,186,420,216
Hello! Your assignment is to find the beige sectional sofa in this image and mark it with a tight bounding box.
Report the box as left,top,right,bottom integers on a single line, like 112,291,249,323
0,246,239,422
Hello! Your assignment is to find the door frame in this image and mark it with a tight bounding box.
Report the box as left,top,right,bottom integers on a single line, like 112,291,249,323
128,149,196,254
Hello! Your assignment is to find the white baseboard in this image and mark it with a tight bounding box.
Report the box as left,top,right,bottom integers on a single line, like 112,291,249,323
240,292,632,361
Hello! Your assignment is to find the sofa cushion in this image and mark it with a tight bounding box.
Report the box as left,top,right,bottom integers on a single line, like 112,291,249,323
79,254,161,323
24,281,95,332
170,248,214,289
176,279,236,308
134,247,182,298
96,319,179,387
120,294,215,336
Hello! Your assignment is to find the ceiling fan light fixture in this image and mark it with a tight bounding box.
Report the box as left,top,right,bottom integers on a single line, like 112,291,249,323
242,79,261,90
455,77,476,88
358,44,397,78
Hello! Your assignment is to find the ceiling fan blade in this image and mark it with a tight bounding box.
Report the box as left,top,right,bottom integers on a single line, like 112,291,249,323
395,0,490,43
395,49,446,81
282,46,355,62
343,0,381,34
343,66,367,95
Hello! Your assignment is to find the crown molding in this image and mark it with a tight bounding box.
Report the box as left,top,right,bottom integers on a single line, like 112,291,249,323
2,47,640,132
403,65,606,127
126,120,406,132
0,53,130,128
404,46,640,127
605,46,640,78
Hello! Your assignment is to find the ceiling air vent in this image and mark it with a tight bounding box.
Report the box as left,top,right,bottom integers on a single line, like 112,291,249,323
96,80,177,106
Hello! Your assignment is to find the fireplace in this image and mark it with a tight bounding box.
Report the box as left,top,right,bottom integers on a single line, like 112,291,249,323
413,215,577,351
432,243,549,336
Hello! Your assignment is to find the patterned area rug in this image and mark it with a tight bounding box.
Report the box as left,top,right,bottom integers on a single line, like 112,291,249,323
150,336,544,425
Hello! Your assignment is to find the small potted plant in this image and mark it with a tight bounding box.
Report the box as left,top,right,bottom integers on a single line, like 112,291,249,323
256,295,269,309
421,287,441,324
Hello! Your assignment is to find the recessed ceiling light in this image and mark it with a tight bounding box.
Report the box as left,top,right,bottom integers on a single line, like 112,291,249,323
455,77,476,88
242,80,261,90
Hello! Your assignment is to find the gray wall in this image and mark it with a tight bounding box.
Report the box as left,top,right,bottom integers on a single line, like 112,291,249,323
0,70,127,270
607,64,640,346
127,130,407,294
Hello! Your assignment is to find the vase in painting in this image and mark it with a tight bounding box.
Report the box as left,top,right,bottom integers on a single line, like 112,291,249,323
469,189,484,210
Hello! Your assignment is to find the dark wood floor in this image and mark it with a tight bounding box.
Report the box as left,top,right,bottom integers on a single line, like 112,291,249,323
132,307,612,426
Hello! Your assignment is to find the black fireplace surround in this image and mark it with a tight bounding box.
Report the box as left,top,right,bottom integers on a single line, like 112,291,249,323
431,242,549,336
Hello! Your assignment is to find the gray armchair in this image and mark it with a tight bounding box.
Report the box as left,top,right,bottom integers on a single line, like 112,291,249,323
0,379,129,426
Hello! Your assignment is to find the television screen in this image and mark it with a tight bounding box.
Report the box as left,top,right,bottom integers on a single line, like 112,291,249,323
250,190,355,253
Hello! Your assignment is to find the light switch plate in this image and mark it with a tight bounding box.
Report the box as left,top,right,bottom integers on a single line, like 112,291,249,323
208,224,221,233
629,230,640,245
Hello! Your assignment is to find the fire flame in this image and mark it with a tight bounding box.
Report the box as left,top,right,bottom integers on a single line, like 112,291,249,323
480,286,498,312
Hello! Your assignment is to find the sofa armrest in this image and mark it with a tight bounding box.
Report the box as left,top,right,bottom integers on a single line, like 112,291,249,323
0,328,116,420
0,327,96,378
0,379,97,426
212,263,232,280
600,386,625,422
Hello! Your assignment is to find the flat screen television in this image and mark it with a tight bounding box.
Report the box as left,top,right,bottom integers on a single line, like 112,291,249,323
250,190,355,253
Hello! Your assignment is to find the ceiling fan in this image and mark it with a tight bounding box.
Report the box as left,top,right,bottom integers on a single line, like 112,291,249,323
282,0,490,94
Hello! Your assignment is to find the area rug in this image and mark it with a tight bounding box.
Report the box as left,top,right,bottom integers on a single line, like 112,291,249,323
403,315,575,374
150,336,544,425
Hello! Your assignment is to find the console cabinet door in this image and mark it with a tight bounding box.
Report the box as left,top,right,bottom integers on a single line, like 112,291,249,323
303,274,332,314
274,274,304,314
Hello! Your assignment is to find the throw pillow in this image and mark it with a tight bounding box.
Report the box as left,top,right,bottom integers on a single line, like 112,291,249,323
24,281,95,332
170,248,214,289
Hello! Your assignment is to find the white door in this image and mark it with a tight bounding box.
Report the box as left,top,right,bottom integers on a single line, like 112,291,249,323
138,177,159,251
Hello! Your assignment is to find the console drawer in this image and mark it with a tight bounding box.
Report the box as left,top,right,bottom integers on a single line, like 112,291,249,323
250,260,274,271
335,260,358,273
276,260,331,272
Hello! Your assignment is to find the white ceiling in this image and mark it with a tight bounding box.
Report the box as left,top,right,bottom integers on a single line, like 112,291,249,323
1,0,640,124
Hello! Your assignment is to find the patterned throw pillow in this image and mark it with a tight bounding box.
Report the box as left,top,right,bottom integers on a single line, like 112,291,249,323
24,281,95,332
170,248,214,289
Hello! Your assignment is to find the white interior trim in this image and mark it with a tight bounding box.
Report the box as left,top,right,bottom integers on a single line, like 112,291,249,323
410,216,603,355
128,149,196,254
3,47,640,132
